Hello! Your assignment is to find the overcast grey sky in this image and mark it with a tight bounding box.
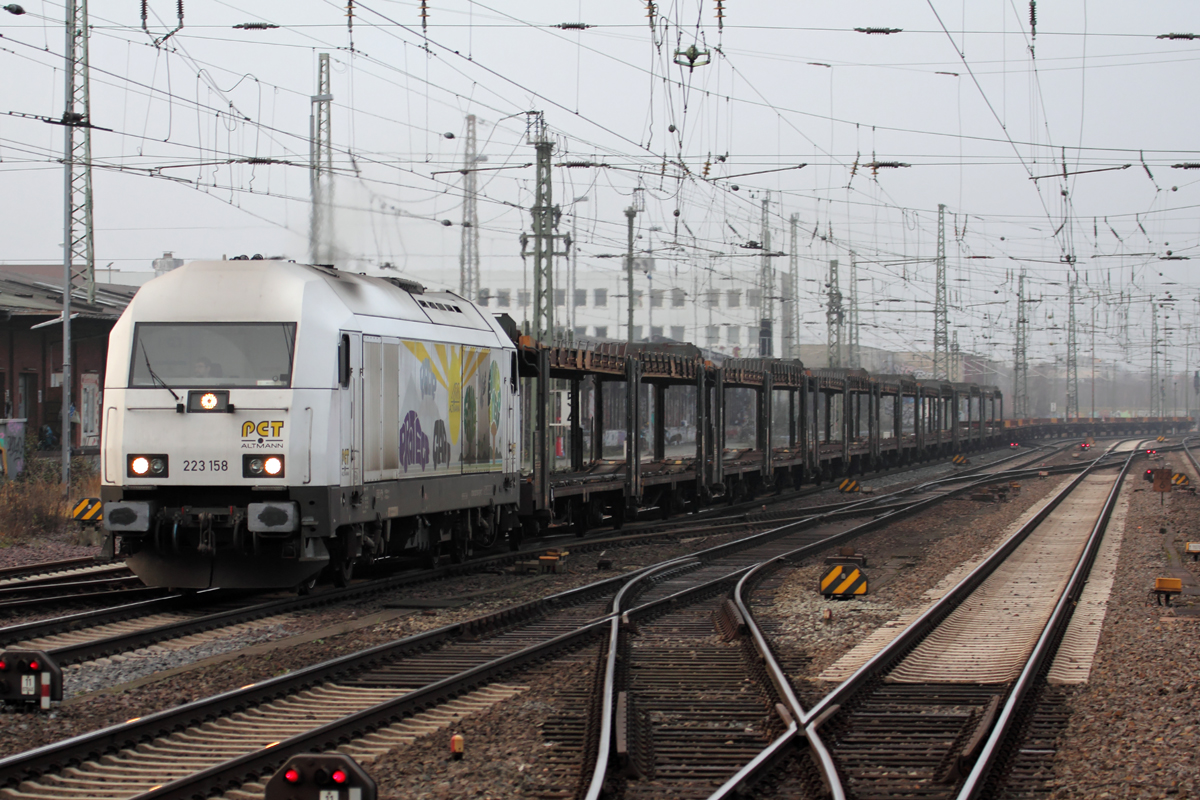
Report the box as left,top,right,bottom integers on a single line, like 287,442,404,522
3,1,1200,371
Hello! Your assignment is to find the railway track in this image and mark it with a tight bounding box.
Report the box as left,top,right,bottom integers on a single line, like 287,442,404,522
0,449,1070,800
705,438,1141,800
0,557,119,586
559,450,1104,799
0,444,1069,690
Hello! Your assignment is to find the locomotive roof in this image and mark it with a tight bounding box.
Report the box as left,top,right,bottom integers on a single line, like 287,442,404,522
127,260,504,336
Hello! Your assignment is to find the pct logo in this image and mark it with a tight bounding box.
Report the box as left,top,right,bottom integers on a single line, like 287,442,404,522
242,420,284,450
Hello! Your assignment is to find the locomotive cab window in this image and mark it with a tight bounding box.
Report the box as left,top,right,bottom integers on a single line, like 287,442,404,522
129,322,297,388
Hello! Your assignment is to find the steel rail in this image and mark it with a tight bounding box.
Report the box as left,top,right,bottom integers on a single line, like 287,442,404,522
0,570,634,790
0,585,167,612
0,555,103,581
954,441,1135,798
0,444,1103,798
705,566,843,800
0,564,131,590
0,452,1041,681
581,558,699,800
799,439,1138,798
580,459,1052,800
706,442,1133,800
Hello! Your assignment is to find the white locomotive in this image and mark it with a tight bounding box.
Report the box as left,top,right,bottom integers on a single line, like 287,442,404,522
101,260,521,590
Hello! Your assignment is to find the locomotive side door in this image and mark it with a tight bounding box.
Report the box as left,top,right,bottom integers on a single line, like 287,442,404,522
339,331,363,488
505,349,519,474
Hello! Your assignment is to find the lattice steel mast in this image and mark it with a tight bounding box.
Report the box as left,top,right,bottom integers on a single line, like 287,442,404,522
759,196,773,356
1014,269,1030,418
527,112,555,342
458,114,480,301
309,53,334,264
826,258,843,368
933,203,949,380
60,0,96,485
1066,277,1079,418
1150,300,1160,416
783,213,799,358
848,252,861,368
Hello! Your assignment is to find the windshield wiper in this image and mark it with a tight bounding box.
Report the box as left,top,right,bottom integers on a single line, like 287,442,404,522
141,342,180,401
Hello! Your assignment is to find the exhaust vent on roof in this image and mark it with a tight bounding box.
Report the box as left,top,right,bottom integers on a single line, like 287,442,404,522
386,276,425,294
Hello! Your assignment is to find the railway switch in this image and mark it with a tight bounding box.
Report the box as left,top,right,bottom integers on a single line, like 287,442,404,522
0,650,62,710
265,753,376,800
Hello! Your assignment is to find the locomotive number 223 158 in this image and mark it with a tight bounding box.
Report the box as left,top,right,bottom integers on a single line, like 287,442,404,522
183,460,229,472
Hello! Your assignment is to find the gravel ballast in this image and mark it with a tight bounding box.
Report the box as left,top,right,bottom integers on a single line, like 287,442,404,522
1050,453,1200,799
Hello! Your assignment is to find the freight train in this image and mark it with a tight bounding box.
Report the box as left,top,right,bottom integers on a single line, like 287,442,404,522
98,260,1181,591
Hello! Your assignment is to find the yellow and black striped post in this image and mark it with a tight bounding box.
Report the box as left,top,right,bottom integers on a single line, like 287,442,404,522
1172,472,1190,487
71,498,103,525
838,478,859,493
951,454,968,466
1157,435,1166,443
820,564,868,598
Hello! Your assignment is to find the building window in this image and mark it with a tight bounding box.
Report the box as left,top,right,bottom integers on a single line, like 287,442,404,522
478,289,491,307
727,326,740,344
633,325,643,341
670,325,685,341
17,372,35,420
747,289,762,307
705,290,720,308
574,289,587,307
573,326,587,338
594,288,608,308
748,326,760,344
705,325,719,345
594,325,608,338
671,288,686,308
497,289,511,308
650,289,664,308
650,325,663,339
633,289,644,308
518,290,531,307
554,288,566,307
727,290,741,308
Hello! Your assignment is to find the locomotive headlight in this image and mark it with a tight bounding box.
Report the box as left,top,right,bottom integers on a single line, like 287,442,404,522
244,454,284,478
200,392,218,411
128,454,168,478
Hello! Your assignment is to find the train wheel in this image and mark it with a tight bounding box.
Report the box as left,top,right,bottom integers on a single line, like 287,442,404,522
296,574,318,595
610,503,626,530
450,534,471,564
332,555,354,587
586,497,606,529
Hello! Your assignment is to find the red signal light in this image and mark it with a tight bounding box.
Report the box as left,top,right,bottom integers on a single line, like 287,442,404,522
331,769,348,785
27,660,39,671
0,660,7,671
284,768,301,784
